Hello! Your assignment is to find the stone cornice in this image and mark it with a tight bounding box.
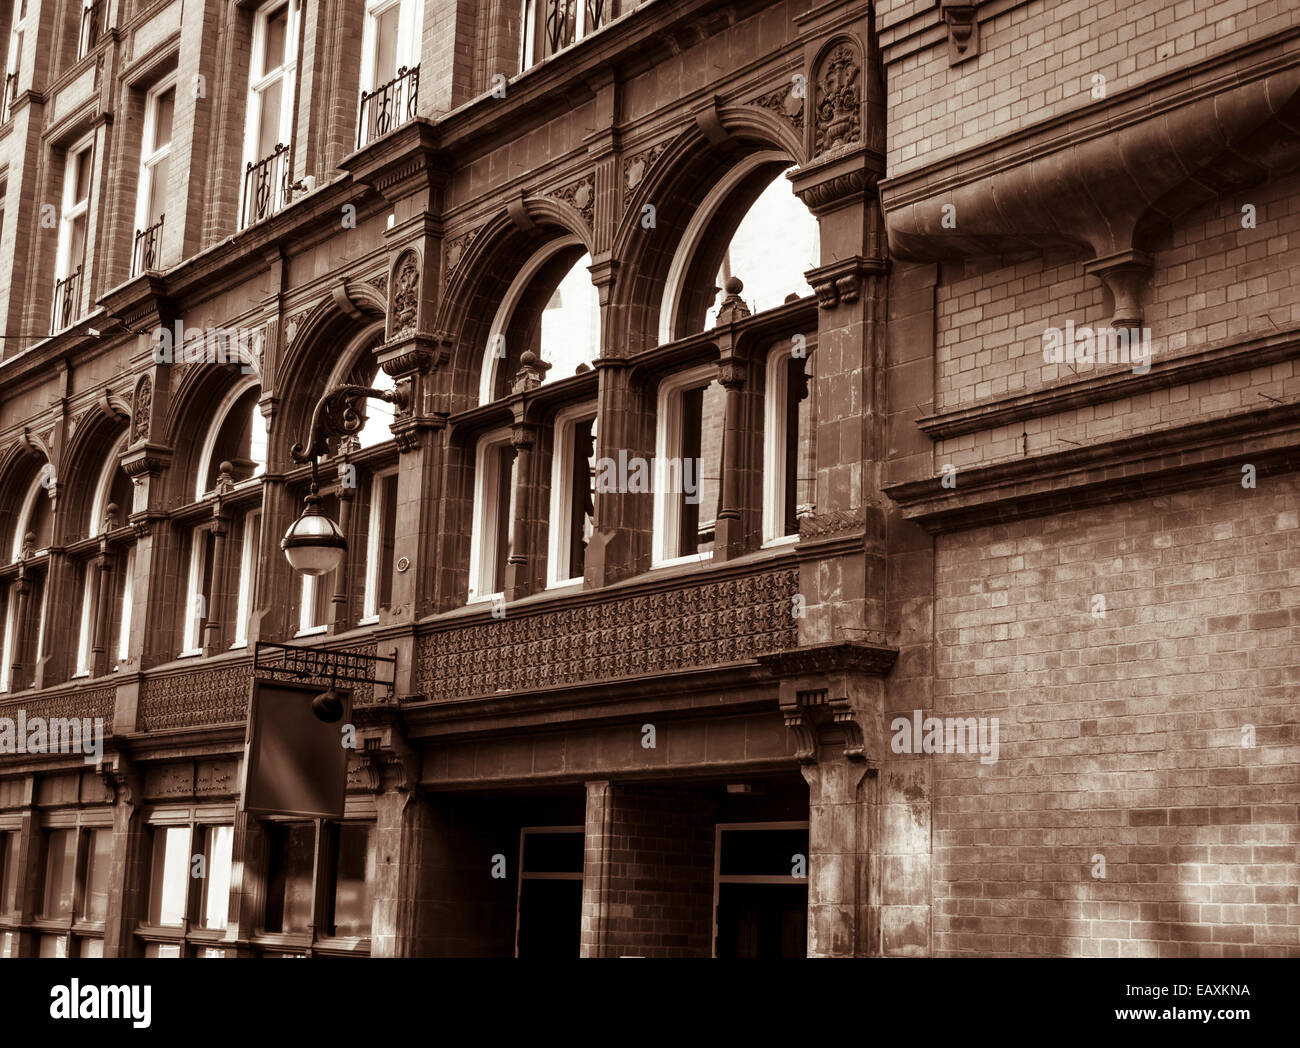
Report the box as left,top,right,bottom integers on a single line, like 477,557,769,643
756,641,898,679
884,401,1300,533
917,325,1300,440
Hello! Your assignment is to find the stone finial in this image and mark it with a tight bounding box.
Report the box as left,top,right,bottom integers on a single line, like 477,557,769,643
216,460,236,494
104,501,119,533
714,276,751,326
512,349,552,394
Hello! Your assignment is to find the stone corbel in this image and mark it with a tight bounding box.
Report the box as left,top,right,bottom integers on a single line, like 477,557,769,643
758,641,899,764
803,256,887,310
1083,249,1154,328
98,749,142,806
350,704,421,795
940,1,979,64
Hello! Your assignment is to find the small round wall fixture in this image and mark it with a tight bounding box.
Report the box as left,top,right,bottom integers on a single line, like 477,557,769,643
281,484,346,576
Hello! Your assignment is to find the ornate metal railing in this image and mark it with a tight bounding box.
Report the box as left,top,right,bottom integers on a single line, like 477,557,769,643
241,143,292,229
357,64,419,149
132,214,164,275
51,266,82,333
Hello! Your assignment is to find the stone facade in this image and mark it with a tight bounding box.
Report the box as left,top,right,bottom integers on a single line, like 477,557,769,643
0,0,1294,958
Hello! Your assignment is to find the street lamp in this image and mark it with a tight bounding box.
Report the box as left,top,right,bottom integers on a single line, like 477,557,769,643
281,382,406,575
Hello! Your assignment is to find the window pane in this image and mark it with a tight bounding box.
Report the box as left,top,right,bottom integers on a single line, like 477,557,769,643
79,937,104,958
257,78,283,160
79,829,112,923
263,5,288,75
265,823,314,934
0,931,15,957
152,88,175,149
199,825,233,930
378,472,397,609
41,830,76,919
492,445,516,594
69,214,87,269
330,824,373,936
74,148,92,203
566,417,596,579
674,382,722,557
148,826,190,926
785,354,815,535
147,154,169,227
374,5,400,85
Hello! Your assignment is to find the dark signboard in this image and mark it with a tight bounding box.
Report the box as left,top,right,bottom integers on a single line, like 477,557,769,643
239,678,351,819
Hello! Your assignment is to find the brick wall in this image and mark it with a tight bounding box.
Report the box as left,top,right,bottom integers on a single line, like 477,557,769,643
583,784,716,957
931,473,1300,956
880,0,1298,175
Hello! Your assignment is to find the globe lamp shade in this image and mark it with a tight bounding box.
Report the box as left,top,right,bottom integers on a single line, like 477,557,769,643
281,492,346,576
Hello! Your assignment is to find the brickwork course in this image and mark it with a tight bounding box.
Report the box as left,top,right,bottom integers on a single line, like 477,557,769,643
0,0,1294,958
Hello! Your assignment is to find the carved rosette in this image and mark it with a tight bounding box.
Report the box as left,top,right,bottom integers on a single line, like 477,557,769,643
813,41,863,157
390,251,420,337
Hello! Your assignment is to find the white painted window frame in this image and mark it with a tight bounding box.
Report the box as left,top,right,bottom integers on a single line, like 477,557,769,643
55,134,95,284
117,545,135,664
242,0,299,179
232,509,260,648
134,75,177,254
546,403,596,589
652,363,716,569
762,349,804,548
519,0,604,70
467,427,516,604
360,466,398,622
72,562,95,677
4,3,24,122
179,526,210,656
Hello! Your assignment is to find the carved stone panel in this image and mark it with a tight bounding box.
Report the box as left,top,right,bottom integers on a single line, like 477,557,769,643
813,41,863,157
415,567,800,700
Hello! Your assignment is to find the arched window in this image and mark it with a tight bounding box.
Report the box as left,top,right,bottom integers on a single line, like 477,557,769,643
73,435,138,677
182,381,266,656
659,156,819,343
763,347,816,544
468,238,600,603
0,469,55,692
478,238,600,404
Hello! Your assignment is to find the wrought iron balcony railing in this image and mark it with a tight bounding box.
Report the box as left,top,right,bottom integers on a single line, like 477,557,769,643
357,64,419,150
241,143,292,229
51,266,83,334
132,215,164,276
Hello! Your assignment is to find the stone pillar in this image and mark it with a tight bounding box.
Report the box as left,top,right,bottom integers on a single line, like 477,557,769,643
802,756,873,957
579,779,612,958
503,421,537,602
99,754,146,958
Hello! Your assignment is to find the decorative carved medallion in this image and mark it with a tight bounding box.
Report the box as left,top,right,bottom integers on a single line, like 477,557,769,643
550,174,595,224
391,252,420,335
623,141,669,207
132,376,152,444
752,82,804,132
814,42,863,156
443,228,479,285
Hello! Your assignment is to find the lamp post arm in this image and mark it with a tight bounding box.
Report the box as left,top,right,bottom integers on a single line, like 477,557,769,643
289,383,409,472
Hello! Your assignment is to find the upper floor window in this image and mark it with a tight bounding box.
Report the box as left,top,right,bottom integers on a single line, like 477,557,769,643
763,348,816,545
73,435,135,677
77,0,104,60
53,137,94,333
357,0,420,148
0,468,53,692
242,0,298,228
548,406,596,587
520,0,605,70
468,428,515,604
134,78,175,275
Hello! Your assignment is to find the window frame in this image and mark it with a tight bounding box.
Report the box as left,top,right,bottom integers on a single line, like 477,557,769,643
135,810,238,957
652,363,719,568
359,0,420,95
546,403,597,589
28,815,115,959
360,466,398,622
134,74,177,266
241,0,299,221
762,347,814,547
519,0,606,71
467,427,516,604
53,134,95,325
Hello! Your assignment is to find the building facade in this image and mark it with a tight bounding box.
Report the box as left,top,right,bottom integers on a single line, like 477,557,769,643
0,0,1296,958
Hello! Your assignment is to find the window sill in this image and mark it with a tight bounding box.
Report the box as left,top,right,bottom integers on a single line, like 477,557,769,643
293,625,328,638
177,648,203,659
760,534,800,549
357,615,379,626
650,550,715,571
228,641,248,651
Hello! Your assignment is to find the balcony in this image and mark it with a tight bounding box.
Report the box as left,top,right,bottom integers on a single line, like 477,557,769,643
357,65,419,150
241,143,292,230
51,266,82,334
133,215,165,276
